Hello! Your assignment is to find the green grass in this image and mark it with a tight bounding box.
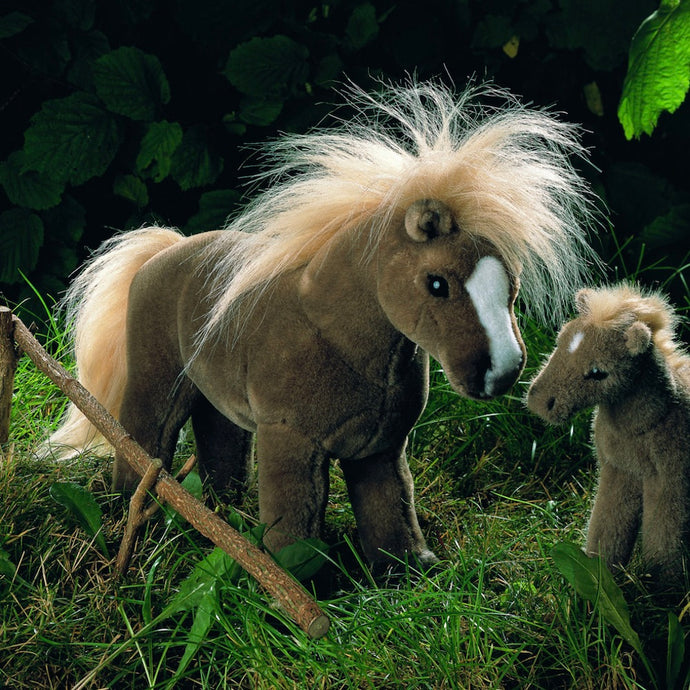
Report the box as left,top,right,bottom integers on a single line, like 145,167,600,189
1,280,689,689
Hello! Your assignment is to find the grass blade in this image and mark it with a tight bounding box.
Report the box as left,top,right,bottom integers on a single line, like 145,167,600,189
666,610,685,689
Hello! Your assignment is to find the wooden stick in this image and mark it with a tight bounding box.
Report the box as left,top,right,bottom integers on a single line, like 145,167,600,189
116,454,198,572
142,454,197,521
0,307,19,444
10,314,330,639
115,458,163,576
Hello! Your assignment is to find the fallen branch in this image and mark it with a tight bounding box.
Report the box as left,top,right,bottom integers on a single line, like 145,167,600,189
114,457,163,575
0,308,329,639
115,453,198,575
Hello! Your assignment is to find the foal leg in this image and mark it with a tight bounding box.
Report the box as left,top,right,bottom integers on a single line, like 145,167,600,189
640,471,688,580
340,443,437,567
255,423,330,554
114,372,198,491
585,459,642,570
191,396,253,495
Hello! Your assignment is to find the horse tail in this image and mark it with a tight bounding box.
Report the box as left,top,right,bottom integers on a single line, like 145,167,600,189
47,226,185,458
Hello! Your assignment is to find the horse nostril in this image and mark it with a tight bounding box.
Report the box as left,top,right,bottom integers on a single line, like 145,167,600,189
477,351,492,374
546,397,555,411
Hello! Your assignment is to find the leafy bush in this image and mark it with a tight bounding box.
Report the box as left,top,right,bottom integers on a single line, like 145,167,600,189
1,0,688,320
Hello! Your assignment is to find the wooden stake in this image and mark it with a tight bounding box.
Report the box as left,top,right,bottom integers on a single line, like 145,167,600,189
10,314,330,639
0,307,19,444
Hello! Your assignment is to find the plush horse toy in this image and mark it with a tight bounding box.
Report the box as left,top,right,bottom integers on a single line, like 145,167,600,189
48,80,596,566
527,284,690,581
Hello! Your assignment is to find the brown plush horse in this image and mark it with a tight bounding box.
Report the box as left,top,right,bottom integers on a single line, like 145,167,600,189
527,284,690,581
48,80,597,566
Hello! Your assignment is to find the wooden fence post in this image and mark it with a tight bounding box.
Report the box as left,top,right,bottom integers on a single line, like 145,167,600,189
0,307,19,444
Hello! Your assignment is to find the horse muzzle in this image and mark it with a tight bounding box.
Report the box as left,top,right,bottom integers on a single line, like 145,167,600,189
526,383,568,425
445,349,524,400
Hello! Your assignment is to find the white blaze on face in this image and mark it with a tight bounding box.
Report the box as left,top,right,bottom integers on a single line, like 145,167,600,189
465,256,523,397
568,330,585,353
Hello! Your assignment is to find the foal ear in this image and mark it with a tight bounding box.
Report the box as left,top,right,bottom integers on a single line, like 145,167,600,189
404,199,455,242
574,288,593,314
624,320,652,355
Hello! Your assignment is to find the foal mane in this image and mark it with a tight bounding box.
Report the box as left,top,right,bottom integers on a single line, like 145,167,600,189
578,283,687,371
199,79,600,349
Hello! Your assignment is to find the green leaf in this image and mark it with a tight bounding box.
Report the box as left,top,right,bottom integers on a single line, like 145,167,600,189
471,13,513,49
345,3,379,50
171,126,224,191
0,209,44,284
176,0,278,49
136,120,183,181
0,151,63,210
49,481,109,556
0,11,33,38
163,470,205,527
13,24,71,79
273,538,329,581
222,114,247,137
23,92,122,186
162,547,236,618
67,29,110,90
184,189,241,234
181,470,203,500
93,46,170,121
53,0,96,30
173,590,216,681
115,0,155,23
238,97,284,126
113,174,149,207
42,194,86,244
550,542,643,655
618,0,690,138
666,611,686,689
640,204,690,249
0,548,16,578
314,53,344,88
224,35,309,97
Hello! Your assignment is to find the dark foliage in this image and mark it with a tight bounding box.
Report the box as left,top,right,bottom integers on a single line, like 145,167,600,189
1,0,688,320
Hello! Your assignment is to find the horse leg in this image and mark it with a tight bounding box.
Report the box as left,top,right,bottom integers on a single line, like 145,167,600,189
113,373,199,491
255,423,329,554
340,444,437,567
191,396,253,495
585,459,642,569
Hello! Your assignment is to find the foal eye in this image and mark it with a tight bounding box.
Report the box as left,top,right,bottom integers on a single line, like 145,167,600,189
427,275,449,298
584,367,609,381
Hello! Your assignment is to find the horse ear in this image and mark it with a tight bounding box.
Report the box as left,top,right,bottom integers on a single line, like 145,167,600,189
624,320,652,355
574,288,593,314
404,199,455,242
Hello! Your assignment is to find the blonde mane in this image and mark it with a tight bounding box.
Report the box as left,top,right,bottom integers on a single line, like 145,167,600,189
199,79,600,348
578,283,687,371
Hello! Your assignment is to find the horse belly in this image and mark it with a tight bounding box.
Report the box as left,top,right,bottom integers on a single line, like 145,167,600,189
245,337,426,459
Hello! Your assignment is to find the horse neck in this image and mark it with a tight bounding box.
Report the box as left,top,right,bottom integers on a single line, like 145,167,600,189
298,230,415,378
600,350,675,434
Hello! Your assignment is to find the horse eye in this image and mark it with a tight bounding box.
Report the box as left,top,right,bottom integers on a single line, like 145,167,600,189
427,275,449,298
585,367,609,381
